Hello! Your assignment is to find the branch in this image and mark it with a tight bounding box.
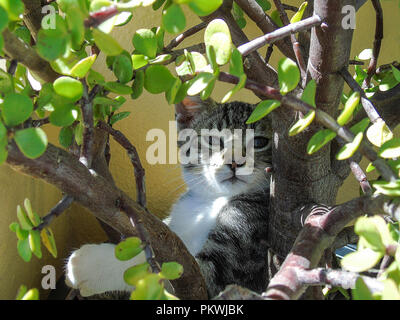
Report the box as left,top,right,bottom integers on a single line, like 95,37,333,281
348,160,372,195
79,81,95,168
264,195,391,299
5,142,207,299
22,0,42,40
2,29,59,82
97,122,146,208
340,67,384,124
363,0,383,88
164,21,208,52
237,15,322,58
295,268,383,294
32,195,74,231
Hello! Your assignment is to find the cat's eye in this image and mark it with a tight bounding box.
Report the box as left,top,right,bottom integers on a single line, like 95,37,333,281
253,137,270,150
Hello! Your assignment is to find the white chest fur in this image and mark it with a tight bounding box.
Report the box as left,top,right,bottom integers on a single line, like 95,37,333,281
165,194,228,256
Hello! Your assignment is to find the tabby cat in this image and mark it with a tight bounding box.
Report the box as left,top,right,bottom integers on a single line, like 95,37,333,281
65,96,272,298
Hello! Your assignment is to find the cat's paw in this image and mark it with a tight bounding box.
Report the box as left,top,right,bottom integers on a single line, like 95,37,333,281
65,243,145,297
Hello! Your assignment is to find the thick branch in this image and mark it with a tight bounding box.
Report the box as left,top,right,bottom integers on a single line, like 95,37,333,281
5,142,207,299
2,29,59,82
264,195,389,300
295,268,383,294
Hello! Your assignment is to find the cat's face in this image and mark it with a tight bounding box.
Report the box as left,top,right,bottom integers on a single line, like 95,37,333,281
176,97,272,198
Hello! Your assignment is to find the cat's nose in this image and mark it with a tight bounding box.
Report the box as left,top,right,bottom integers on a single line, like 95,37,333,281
227,161,245,171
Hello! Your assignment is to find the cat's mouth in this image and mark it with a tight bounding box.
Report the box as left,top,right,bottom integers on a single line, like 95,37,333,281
220,176,246,184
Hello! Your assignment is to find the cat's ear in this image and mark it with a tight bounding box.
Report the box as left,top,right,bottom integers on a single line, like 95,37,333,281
175,95,216,129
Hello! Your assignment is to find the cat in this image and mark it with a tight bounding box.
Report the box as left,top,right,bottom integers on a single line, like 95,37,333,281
65,96,273,299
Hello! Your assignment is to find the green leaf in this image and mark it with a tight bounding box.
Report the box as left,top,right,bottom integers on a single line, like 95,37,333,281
341,248,382,272
352,278,374,300
74,121,83,145
336,132,363,160
246,100,281,124
255,0,271,11
132,29,158,59
278,58,300,94
221,73,246,103
17,205,33,231
29,230,42,259
50,104,78,127
14,128,48,159
187,72,215,96
23,198,41,227
301,79,316,107
93,28,123,56
229,48,244,77
131,70,144,99
372,180,400,197
87,69,105,87
59,126,74,148
0,0,24,21
53,77,83,101
132,54,149,70
160,262,183,280
290,2,308,23
113,54,133,84
70,55,97,78
162,3,186,34
0,6,9,32
366,162,376,173
15,285,27,300
307,129,337,154
270,9,283,27
15,224,29,240
21,288,39,300
123,262,150,286
2,93,33,127
36,16,69,61
148,54,172,65
66,8,85,48
130,274,164,300
165,77,182,104
176,52,207,77
337,91,361,126
115,237,142,261
382,279,400,300
17,238,32,262
0,69,13,94
103,82,133,95
350,118,370,135
204,19,232,65
289,110,315,136
366,119,393,147
391,65,400,82
110,111,131,125
188,0,223,16
379,138,400,159
354,216,386,253
144,65,175,94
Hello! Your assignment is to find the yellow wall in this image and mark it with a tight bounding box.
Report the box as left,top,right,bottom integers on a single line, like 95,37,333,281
1,1,399,299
